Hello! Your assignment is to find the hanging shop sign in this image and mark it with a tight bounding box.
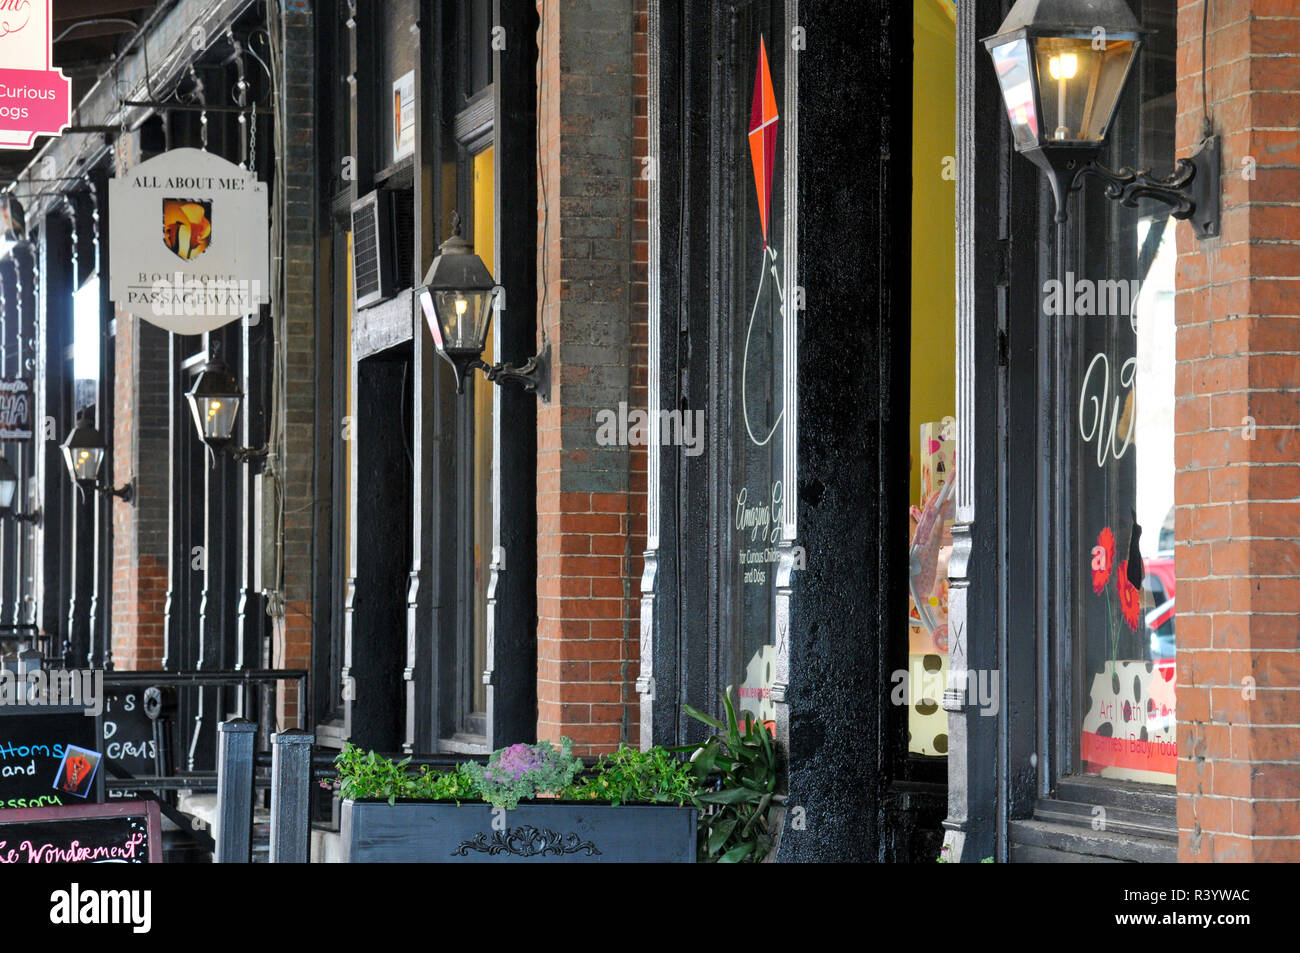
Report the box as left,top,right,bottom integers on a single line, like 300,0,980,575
0,0,72,150
108,148,269,335
0,377,32,440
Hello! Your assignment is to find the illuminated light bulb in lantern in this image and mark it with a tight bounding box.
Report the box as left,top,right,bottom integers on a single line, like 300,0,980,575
453,295,469,342
1049,52,1078,140
1048,52,1078,80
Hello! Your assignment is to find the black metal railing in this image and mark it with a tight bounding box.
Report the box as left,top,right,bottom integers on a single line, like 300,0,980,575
103,668,308,773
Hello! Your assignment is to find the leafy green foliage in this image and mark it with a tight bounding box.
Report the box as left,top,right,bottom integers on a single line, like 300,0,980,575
333,739,699,811
460,739,586,811
937,845,995,863
677,691,779,863
331,714,783,863
566,744,696,806
332,745,480,805
424,763,480,802
332,744,420,806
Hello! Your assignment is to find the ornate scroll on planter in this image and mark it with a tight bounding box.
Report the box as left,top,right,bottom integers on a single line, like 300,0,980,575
451,826,600,858
339,801,696,863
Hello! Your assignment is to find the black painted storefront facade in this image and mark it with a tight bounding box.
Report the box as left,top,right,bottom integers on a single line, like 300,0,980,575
643,0,946,863
944,0,1178,864
317,0,539,756
646,0,1181,863
0,0,1189,864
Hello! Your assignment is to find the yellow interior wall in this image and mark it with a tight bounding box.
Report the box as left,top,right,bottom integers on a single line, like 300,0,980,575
910,0,957,505
473,148,495,285
471,146,495,715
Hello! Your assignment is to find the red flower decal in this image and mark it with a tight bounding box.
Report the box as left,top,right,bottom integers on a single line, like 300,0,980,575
1091,527,1115,594
1116,558,1141,631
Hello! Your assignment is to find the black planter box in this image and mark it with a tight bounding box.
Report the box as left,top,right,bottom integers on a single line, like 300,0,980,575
339,799,697,863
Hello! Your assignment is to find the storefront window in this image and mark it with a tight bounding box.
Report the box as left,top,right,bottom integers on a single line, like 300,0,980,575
471,145,494,717
729,13,786,731
1070,0,1176,786
906,0,956,758
73,275,100,412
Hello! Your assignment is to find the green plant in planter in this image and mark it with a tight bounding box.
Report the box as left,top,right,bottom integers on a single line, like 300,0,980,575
417,762,480,802
463,738,585,811
333,745,420,805
331,745,481,805
678,691,779,863
566,744,696,806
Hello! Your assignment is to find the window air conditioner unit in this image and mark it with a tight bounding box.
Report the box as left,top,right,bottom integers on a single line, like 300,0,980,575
350,190,399,310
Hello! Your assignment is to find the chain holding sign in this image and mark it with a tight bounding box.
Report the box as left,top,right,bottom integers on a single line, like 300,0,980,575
108,148,270,334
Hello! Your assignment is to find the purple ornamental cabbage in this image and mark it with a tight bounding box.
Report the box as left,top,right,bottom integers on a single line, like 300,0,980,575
485,742,550,783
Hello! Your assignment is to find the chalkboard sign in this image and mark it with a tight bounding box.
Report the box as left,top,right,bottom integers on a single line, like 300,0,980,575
101,689,160,796
0,706,103,808
0,801,161,863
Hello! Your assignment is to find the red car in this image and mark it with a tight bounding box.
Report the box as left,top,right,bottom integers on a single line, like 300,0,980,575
1144,553,1175,660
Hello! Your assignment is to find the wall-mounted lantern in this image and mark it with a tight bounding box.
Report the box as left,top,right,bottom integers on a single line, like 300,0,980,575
984,0,1219,238
59,415,134,502
0,456,39,524
418,214,549,400
185,356,266,462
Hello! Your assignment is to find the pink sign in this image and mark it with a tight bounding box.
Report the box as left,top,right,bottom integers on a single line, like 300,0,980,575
0,0,71,150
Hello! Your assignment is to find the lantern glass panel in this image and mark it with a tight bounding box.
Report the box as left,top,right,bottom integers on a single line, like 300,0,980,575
988,37,1039,151
63,444,104,483
0,471,15,510
187,392,242,442
429,289,495,353
1032,36,1137,144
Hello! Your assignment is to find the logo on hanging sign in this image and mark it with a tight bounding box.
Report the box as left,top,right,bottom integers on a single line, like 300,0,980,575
0,0,70,150
162,199,213,260
109,149,269,334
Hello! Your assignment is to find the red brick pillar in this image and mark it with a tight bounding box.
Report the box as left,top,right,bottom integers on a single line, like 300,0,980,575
535,0,648,756
1175,0,1300,861
110,309,169,670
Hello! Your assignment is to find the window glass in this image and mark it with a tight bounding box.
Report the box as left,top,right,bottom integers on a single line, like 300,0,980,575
1071,0,1176,785
73,275,100,412
471,145,495,716
728,9,786,731
906,0,956,757
469,0,493,95
341,230,355,716
989,38,1039,151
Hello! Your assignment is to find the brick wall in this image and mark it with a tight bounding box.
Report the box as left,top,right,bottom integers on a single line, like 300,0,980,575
631,0,650,668
109,187,171,672
1175,0,1300,861
272,0,317,728
535,0,648,756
